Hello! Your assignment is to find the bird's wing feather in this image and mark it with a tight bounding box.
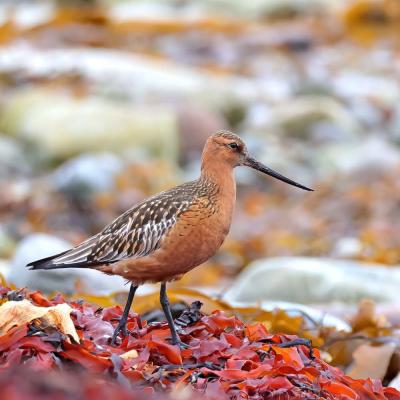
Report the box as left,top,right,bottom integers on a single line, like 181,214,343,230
48,191,193,267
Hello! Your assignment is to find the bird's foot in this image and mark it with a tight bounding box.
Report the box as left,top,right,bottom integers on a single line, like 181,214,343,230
277,338,314,359
111,318,129,346
172,338,190,350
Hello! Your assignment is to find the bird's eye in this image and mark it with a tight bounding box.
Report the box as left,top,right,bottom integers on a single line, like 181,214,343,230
228,142,239,150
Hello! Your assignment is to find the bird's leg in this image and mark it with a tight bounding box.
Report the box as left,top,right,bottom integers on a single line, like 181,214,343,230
111,284,138,345
160,282,189,349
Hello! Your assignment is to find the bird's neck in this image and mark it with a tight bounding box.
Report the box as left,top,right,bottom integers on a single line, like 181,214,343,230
200,160,236,233
200,160,236,194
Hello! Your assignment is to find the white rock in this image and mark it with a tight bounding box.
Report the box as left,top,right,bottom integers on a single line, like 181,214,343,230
106,0,349,23
0,89,179,161
0,46,256,106
333,72,400,105
332,237,363,258
0,258,9,280
223,257,400,304
252,120,399,181
226,299,350,331
50,152,124,196
9,234,126,295
318,136,400,175
0,2,54,29
257,96,361,138
0,225,15,258
389,373,400,392
0,135,31,178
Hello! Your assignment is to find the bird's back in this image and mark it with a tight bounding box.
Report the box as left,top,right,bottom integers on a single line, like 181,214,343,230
27,178,226,278
101,176,235,283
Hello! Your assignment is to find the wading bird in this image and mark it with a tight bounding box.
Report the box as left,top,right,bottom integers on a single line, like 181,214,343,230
28,131,312,348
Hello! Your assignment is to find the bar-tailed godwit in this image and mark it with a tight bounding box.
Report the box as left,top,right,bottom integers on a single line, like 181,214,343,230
28,131,312,347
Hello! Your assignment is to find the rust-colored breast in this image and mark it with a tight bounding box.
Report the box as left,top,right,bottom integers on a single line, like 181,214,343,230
51,181,200,268
105,175,236,284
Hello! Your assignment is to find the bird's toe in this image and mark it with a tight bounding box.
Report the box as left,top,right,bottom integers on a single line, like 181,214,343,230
110,319,129,346
173,339,190,350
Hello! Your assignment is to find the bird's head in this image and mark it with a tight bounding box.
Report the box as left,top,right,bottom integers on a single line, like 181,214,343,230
202,131,312,191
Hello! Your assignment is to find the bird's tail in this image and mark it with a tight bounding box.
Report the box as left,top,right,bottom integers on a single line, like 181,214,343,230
27,251,93,270
27,251,71,270
27,235,103,271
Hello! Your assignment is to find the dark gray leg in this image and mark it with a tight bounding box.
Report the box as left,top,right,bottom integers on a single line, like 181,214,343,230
111,284,138,345
160,282,189,349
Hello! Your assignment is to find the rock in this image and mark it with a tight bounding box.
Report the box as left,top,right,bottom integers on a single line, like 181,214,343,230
9,234,126,295
0,89,179,162
50,152,124,197
246,96,362,182
0,46,255,107
0,2,54,29
0,225,16,259
0,259,9,281
223,257,400,304
255,96,361,139
347,343,396,380
389,104,400,142
389,372,400,392
110,0,347,21
249,96,400,180
333,72,400,105
177,105,227,164
226,298,350,331
317,136,400,175
332,237,363,258
0,134,31,178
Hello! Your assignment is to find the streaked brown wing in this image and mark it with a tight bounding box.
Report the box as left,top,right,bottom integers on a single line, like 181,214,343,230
52,189,194,267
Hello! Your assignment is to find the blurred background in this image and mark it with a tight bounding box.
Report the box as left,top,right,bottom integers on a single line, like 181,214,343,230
0,0,400,328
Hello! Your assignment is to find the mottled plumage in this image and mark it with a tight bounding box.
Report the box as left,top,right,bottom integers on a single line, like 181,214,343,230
50,184,196,266
27,131,312,347
28,179,220,279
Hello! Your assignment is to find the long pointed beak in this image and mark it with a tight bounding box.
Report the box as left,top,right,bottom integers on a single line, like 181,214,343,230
243,157,313,191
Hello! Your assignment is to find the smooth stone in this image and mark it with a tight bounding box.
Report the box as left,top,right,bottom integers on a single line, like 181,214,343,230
332,237,363,258
0,46,254,107
9,233,126,295
256,96,361,139
223,257,400,304
50,152,124,197
0,135,31,179
333,72,400,105
177,105,228,164
0,225,16,259
0,259,8,282
250,129,399,182
226,298,350,331
0,89,179,162
317,136,400,175
109,0,346,21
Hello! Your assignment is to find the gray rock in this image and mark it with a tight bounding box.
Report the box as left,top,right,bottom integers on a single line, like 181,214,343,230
0,225,16,259
0,3,54,30
109,0,348,21
0,259,8,280
249,96,400,180
332,237,363,258
9,234,126,295
333,72,400,105
223,257,400,304
225,299,350,331
317,136,400,175
257,96,361,139
50,152,124,197
0,47,255,107
177,105,227,164
0,135,31,179
0,89,179,162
